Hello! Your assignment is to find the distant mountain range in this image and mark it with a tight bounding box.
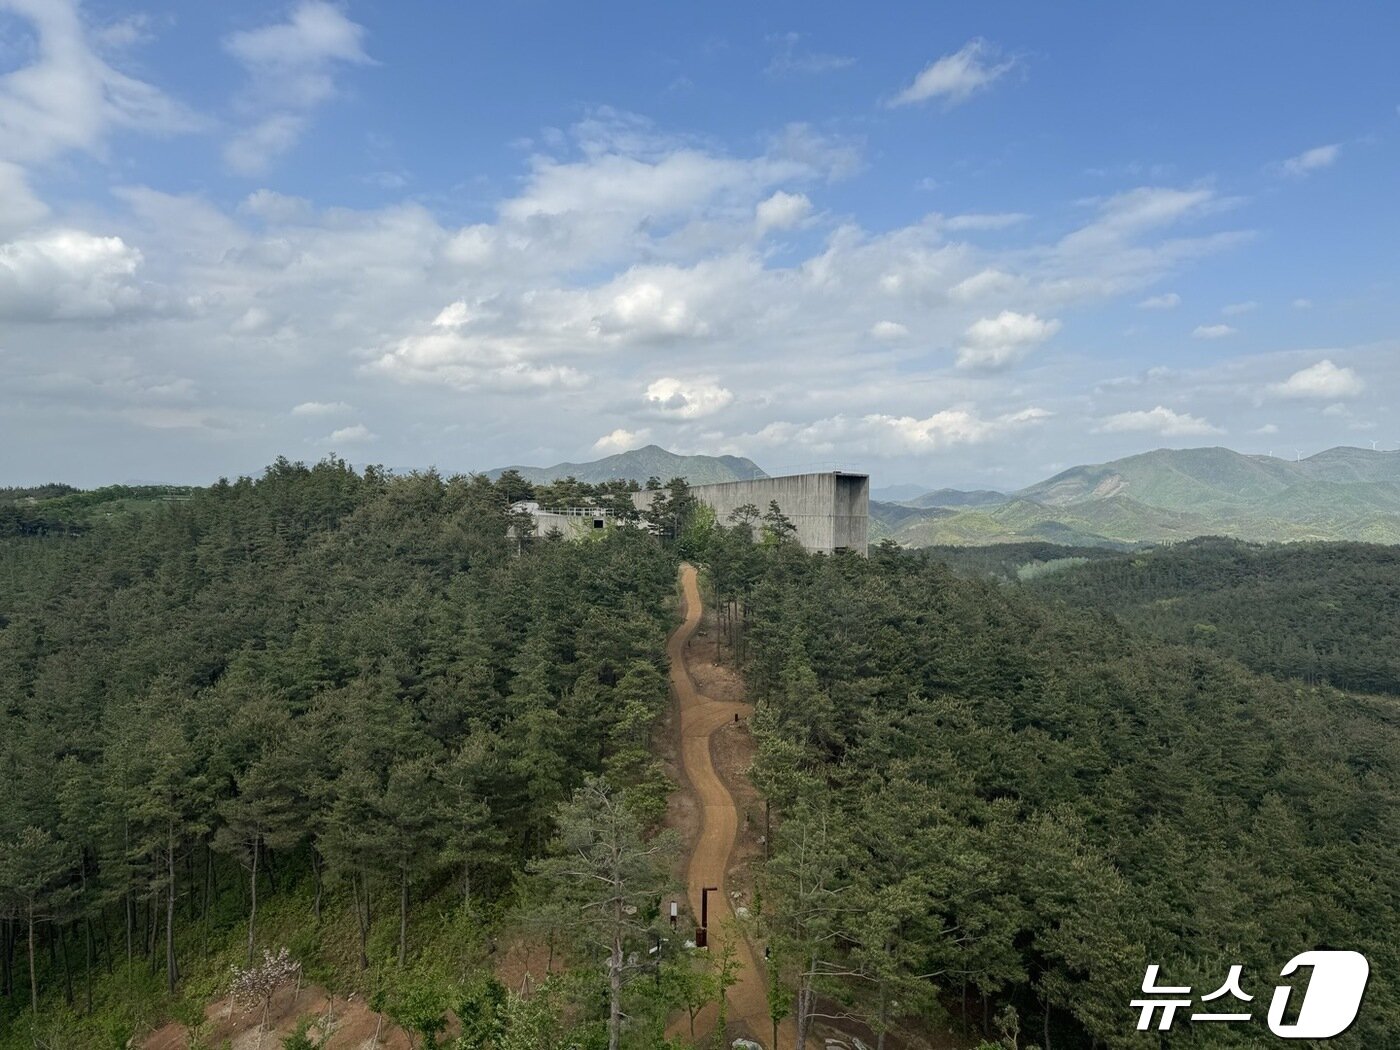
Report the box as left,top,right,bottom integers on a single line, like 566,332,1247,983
485,443,1400,546
485,444,768,486
873,446,1400,547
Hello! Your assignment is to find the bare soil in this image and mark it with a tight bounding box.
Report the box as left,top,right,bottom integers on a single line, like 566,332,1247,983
140,982,410,1050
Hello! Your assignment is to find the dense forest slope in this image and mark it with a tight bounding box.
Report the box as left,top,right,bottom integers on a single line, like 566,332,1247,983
0,460,684,1046
705,532,1400,1048
6,464,1398,1048
1027,537,1400,696
485,444,767,486
876,446,1400,546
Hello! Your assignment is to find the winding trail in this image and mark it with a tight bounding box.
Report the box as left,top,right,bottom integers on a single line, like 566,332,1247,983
668,563,795,1048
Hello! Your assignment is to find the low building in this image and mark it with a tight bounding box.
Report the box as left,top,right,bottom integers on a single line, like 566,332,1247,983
509,500,615,538
634,471,869,555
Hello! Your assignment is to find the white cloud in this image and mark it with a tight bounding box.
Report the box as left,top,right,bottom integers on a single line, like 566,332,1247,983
0,95,1273,484
225,2,368,71
1192,323,1236,339
889,39,1016,108
1282,143,1340,176
766,32,855,77
0,160,47,237
292,400,350,416
224,114,306,176
325,422,374,444
1268,359,1364,399
741,405,1050,456
1221,300,1257,315
1292,298,1312,309
1137,292,1181,309
645,377,733,419
1060,187,1220,254
870,320,908,340
223,1,371,175
944,212,1027,231
1253,423,1279,435
755,190,812,233
369,321,590,392
866,406,1050,451
593,427,650,452
432,301,473,328
956,310,1060,370
0,0,197,166
240,188,314,223
1097,405,1223,436
950,268,1022,302
231,306,276,334
0,228,144,319
93,14,153,52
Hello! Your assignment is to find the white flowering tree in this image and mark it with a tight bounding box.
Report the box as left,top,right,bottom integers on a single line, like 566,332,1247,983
230,946,302,1047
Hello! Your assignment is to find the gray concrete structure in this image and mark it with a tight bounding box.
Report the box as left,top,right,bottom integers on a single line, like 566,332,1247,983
509,501,613,539
635,471,869,555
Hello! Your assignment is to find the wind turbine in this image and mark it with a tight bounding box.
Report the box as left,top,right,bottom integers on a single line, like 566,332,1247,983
1371,440,1379,451
1295,448,1302,462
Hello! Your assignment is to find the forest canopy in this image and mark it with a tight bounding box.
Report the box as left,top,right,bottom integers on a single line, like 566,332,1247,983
0,459,681,1046
709,533,1400,1048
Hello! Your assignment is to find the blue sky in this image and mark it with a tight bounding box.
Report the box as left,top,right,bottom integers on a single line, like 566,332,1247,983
1,1,1397,488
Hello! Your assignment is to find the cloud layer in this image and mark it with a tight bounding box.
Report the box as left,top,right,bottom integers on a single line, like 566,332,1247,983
0,7,1390,488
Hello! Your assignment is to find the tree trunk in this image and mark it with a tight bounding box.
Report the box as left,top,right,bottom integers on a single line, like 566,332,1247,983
312,849,323,925
166,827,178,993
59,923,73,1006
398,867,409,967
100,912,112,975
351,872,369,970
608,920,623,1050
795,953,817,1050
148,891,158,973
2,917,11,998
247,835,259,964
84,918,94,1013
26,903,37,1014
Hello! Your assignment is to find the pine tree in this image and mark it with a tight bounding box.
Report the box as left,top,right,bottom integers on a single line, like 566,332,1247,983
530,777,676,1050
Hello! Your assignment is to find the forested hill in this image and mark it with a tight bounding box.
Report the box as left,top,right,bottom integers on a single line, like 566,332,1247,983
1026,537,1400,695
0,458,680,1045
705,534,1400,1047
874,445,1400,546
485,444,767,486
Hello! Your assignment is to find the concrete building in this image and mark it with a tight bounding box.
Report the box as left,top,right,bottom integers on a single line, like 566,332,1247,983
635,471,869,555
509,500,614,538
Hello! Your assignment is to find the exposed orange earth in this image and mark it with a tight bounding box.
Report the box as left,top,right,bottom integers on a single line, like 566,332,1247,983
666,563,797,1049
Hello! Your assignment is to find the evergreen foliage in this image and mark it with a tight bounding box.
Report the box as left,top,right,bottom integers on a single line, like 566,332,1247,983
0,458,678,1045
719,535,1400,1048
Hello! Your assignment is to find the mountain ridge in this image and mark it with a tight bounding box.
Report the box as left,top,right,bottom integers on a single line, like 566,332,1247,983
485,444,768,486
876,446,1400,547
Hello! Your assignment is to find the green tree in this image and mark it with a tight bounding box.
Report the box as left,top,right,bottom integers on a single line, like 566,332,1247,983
0,826,74,1012
531,777,677,1050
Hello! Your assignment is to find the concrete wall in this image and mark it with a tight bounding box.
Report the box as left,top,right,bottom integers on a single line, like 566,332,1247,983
509,501,612,540
531,510,610,537
634,472,869,555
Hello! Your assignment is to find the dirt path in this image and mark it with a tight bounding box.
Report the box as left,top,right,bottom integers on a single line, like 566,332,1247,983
668,563,797,1049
